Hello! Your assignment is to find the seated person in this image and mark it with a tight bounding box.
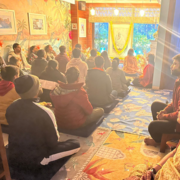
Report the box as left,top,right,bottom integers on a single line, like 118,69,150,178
6,75,80,179
45,45,56,61
101,51,112,70
127,141,180,180
123,48,139,76
8,43,31,69
66,48,88,84
86,56,117,107
39,60,66,103
28,45,38,64
106,58,130,96
55,46,70,74
132,54,155,88
9,56,24,76
0,66,20,133
31,49,48,77
144,54,180,147
86,49,97,69
50,67,104,130
71,44,86,62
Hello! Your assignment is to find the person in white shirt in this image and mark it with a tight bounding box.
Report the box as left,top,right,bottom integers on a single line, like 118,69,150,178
66,48,88,84
8,43,31,70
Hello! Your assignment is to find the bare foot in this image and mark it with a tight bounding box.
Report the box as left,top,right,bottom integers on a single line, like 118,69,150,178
144,137,159,147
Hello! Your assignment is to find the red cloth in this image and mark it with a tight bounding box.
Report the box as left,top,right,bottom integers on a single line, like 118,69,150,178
50,82,93,130
163,79,180,132
93,67,104,71
0,80,14,96
139,64,154,87
55,53,70,74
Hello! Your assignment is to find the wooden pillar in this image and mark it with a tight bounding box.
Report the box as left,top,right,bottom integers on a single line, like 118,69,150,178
71,2,93,51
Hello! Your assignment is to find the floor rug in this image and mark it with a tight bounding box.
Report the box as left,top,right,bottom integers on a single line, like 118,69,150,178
74,131,167,180
52,127,111,180
100,87,173,136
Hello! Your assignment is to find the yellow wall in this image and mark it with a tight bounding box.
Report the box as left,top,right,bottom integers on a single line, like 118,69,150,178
0,0,72,59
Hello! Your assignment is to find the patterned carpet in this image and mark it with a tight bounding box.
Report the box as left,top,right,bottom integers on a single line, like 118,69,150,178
100,87,173,136
52,127,111,180
74,131,167,180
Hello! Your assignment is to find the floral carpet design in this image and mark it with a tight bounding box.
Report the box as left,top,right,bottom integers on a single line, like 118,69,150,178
75,131,166,180
52,127,111,180
100,87,173,136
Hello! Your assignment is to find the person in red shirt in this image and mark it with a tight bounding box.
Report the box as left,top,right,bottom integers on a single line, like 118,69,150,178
144,54,180,146
132,54,155,88
50,67,104,130
55,46,70,74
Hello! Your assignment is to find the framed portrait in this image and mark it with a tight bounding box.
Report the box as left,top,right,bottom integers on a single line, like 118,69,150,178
0,9,17,35
28,13,47,35
72,23,77,30
79,18,86,38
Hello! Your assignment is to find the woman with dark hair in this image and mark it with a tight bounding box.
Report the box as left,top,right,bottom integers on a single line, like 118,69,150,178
101,51,111,70
39,60,66,103
123,48,139,76
132,53,155,88
28,45,38,64
44,45,56,61
106,58,130,96
0,65,20,133
31,49,48,77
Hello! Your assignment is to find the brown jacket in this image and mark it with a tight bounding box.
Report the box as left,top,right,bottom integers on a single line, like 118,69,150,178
55,53,70,74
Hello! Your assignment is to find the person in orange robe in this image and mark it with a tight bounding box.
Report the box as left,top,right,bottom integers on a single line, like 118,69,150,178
133,53,155,88
123,48,139,76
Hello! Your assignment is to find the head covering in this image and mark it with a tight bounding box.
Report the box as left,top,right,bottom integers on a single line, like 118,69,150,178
14,75,40,99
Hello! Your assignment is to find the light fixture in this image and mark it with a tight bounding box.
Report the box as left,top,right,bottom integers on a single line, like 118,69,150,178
140,9,145,16
139,0,145,17
90,0,95,16
114,8,119,16
90,8,95,16
114,0,119,16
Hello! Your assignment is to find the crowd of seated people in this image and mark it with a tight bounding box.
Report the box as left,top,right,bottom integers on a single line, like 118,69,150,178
2,41,180,179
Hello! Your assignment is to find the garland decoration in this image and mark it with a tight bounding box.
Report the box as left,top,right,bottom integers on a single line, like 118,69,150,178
110,21,133,54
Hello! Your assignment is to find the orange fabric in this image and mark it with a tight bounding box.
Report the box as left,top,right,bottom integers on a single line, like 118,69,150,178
93,67,104,71
139,64,154,87
123,55,139,74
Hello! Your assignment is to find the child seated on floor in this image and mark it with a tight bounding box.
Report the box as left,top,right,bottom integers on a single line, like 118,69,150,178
132,54,155,88
106,57,130,97
50,67,104,130
123,48,140,76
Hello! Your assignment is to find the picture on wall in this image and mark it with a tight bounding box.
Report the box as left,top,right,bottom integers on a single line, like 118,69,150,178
0,9,17,35
28,13,47,35
79,18,86,37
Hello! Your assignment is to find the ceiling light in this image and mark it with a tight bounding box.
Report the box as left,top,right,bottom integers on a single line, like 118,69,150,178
90,8,95,16
140,9,145,16
114,8,119,16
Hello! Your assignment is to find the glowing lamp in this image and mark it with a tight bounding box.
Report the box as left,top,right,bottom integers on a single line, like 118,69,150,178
114,8,119,16
140,9,145,17
90,8,95,16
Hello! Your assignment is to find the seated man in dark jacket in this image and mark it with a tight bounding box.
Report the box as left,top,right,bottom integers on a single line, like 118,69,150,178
51,67,104,130
31,49,48,77
6,75,80,179
39,60,66,103
86,56,117,107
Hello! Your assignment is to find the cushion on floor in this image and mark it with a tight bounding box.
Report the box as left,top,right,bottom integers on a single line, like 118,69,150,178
58,116,104,137
93,100,119,114
9,156,70,180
